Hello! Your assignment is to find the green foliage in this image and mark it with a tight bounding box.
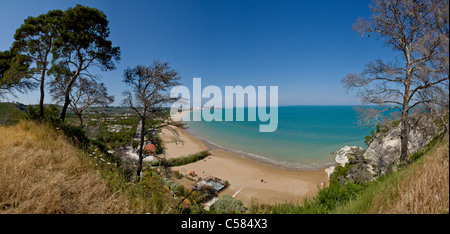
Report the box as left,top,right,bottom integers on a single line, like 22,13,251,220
255,130,447,214
0,50,14,81
132,139,139,149
146,151,210,167
164,179,186,196
210,195,246,214
253,149,371,214
189,186,216,205
0,50,31,87
0,52,35,98
316,180,365,211
25,104,91,148
167,151,210,167
149,172,187,198
59,122,90,148
53,4,120,70
364,125,382,146
101,128,134,149
25,104,61,124
0,102,26,125
329,164,351,182
254,176,367,214
145,128,163,154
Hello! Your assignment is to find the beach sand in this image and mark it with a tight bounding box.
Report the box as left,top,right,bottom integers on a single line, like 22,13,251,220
160,124,329,207
159,125,209,159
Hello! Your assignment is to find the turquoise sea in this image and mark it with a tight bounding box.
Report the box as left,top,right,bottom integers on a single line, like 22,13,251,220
183,106,371,169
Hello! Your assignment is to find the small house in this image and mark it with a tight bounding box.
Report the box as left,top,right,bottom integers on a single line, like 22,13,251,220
144,144,156,156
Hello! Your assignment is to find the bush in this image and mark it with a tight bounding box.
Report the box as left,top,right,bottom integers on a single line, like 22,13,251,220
25,104,91,148
147,151,210,167
210,195,246,213
165,179,185,196
25,104,61,124
59,123,90,148
168,151,210,166
189,186,216,204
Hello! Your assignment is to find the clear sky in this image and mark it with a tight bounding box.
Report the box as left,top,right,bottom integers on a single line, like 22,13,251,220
0,0,396,106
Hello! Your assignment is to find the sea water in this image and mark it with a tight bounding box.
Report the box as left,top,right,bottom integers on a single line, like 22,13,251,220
183,106,372,169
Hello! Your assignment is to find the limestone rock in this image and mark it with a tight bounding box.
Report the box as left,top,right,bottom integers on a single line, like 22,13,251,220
333,146,364,166
325,166,335,178
363,115,441,175
326,146,364,178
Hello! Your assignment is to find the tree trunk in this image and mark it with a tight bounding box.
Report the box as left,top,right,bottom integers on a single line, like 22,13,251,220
136,117,146,181
400,59,412,165
78,113,83,127
38,55,48,122
60,71,80,121
60,95,70,122
38,73,45,122
399,116,409,164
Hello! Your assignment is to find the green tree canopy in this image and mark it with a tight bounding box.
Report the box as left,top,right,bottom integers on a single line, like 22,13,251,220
12,9,63,120
52,4,120,121
0,49,34,99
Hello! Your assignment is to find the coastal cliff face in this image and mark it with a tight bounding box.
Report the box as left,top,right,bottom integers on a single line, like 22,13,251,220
364,115,441,176
329,115,442,180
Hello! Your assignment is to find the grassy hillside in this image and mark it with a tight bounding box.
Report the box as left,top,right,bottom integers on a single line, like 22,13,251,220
334,135,449,214
0,102,26,125
0,121,179,214
253,134,449,214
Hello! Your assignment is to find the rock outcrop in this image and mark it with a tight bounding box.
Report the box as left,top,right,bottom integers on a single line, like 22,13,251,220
334,146,364,166
327,114,442,179
363,115,441,175
326,146,364,178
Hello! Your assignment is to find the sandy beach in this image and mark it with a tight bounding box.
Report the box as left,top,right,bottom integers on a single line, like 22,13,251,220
159,123,329,207
159,125,209,159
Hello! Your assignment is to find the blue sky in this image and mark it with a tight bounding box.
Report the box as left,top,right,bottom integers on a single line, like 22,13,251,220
0,0,396,106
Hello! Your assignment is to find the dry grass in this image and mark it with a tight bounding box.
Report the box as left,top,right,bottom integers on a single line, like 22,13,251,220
0,121,133,213
371,136,449,214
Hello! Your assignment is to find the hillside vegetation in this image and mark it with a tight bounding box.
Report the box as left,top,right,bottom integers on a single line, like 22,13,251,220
0,121,178,214
253,134,449,214
338,135,449,214
0,118,448,214
0,103,26,125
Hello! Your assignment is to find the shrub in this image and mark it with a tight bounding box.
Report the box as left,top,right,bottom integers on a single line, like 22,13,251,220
147,151,210,167
165,179,185,196
25,104,61,124
210,195,246,213
59,122,90,148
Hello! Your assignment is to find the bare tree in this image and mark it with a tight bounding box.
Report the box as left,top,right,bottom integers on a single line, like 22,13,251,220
122,60,180,181
50,76,113,126
343,0,449,164
417,84,449,135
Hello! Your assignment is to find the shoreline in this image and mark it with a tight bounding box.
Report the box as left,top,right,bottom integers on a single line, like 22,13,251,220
177,109,337,171
182,124,337,172
161,114,329,206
